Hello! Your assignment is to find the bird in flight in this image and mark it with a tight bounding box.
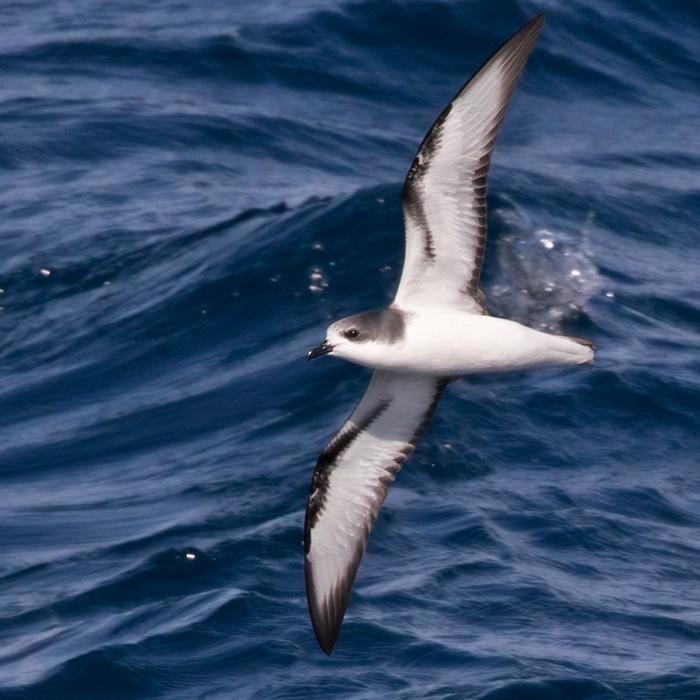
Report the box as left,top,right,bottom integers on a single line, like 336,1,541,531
305,13,594,655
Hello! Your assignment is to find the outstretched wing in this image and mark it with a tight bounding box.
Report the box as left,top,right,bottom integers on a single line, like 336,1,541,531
396,14,544,312
304,371,448,655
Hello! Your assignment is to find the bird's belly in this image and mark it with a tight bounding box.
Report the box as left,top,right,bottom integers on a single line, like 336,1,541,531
378,314,593,376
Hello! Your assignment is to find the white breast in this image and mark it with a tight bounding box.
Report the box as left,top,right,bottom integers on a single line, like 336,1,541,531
379,309,593,376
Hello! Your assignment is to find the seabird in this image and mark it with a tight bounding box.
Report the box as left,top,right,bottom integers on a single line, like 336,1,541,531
305,13,594,655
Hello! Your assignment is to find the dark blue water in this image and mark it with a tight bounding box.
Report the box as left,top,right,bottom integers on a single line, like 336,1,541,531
2,1,699,697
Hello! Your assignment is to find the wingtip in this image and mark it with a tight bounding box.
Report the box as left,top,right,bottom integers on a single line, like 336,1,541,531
526,11,545,28
308,598,342,656
305,555,344,656
317,629,339,657
515,12,544,42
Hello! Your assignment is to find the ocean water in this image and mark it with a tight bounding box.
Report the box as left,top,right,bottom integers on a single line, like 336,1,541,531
1,0,699,697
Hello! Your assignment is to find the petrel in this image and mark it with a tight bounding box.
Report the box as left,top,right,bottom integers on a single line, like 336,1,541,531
305,13,594,655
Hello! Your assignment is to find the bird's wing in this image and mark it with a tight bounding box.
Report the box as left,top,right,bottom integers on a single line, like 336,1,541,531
395,14,544,313
304,370,448,655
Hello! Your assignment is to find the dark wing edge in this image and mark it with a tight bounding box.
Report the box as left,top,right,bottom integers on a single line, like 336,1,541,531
304,374,449,655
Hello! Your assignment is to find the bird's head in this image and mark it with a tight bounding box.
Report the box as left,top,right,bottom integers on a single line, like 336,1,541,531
307,307,406,368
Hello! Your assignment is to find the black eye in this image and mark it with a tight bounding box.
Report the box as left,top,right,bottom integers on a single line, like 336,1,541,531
345,328,360,340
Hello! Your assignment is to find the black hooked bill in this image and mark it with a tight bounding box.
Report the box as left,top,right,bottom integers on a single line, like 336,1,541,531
308,340,334,360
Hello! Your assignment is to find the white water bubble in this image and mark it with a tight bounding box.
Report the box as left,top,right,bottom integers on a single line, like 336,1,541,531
308,266,328,294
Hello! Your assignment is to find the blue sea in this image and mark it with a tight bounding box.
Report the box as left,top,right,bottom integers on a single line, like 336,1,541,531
1,0,699,697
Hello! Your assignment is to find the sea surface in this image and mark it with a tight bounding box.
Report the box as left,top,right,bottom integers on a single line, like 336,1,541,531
1,1,699,698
